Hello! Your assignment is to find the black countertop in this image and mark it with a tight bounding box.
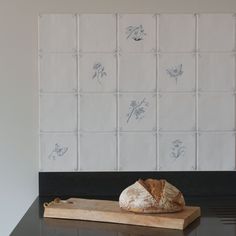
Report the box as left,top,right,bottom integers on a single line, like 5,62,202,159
11,196,236,236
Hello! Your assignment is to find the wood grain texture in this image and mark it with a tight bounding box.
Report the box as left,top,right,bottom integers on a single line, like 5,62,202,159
44,198,200,230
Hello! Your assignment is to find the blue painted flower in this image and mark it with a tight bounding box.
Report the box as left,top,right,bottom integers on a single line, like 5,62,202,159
166,64,184,84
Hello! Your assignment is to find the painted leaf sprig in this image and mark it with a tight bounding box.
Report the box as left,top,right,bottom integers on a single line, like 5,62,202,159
127,98,149,123
126,25,146,41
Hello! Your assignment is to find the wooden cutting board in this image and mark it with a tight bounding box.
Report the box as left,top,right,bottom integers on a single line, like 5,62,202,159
44,198,201,230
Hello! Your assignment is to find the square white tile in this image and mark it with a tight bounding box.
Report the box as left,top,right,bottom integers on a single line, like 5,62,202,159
159,14,196,52
40,54,77,92
198,14,235,52
198,93,235,131
198,53,235,91
119,132,157,171
40,94,77,132
159,133,196,171
80,133,117,171
39,14,77,52
119,53,156,92
198,133,235,170
159,53,195,91
119,94,156,131
80,94,116,131
119,14,157,52
79,53,117,92
159,93,195,131
40,133,77,171
80,14,116,52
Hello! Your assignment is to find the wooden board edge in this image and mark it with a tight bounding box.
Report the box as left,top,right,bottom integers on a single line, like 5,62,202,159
183,206,201,229
44,207,189,230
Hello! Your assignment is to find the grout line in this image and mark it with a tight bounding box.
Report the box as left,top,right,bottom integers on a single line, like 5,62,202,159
39,130,236,134
78,51,236,55
156,13,160,171
80,51,156,55
38,50,236,55
39,92,78,95
38,90,236,95
160,130,236,134
78,131,117,134
116,13,120,171
38,50,236,54
40,131,77,134
38,15,42,171
234,14,236,171
153,51,236,54
77,14,80,171
195,13,199,171
37,12,236,15
39,51,77,54
39,90,236,95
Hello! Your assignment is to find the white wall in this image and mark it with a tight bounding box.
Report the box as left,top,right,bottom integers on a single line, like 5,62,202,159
0,1,38,235
0,0,236,235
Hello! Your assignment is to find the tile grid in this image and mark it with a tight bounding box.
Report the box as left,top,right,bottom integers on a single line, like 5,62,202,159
197,13,236,171
39,13,236,171
117,13,158,171
158,14,196,171
39,14,79,171
78,14,118,171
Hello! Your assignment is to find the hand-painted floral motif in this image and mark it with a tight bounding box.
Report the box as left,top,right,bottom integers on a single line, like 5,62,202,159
92,63,107,84
166,64,184,84
170,139,186,160
48,143,68,160
126,25,146,41
126,98,149,123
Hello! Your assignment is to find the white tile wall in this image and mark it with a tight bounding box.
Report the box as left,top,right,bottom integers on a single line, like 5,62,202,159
79,53,117,92
39,53,77,92
39,14,77,52
198,133,235,170
40,94,78,132
159,14,196,52
80,94,117,132
40,133,77,171
80,14,117,52
119,132,157,171
159,53,196,92
119,53,157,92
80,133,117,171
198,14,235,52
159,133,196,171
198,53,235,91
119,94,156,131
198,93,235,131
119,14,157,53
159,93,196,131
39,13,236,171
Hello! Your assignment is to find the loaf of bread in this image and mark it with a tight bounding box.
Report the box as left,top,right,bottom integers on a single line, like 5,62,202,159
119,179,185,213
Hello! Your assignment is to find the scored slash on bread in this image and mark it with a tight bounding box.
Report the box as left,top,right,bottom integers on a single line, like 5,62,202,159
119,179,185,213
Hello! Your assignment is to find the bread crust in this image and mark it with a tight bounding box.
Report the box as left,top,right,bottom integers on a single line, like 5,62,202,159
119,179,185,213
